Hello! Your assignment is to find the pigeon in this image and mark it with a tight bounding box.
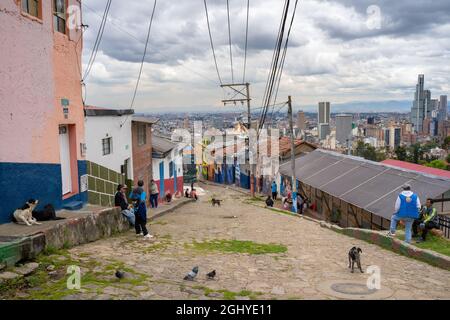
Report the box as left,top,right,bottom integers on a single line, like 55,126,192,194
183,266,199,281
206,270,216,280
115,270,125,279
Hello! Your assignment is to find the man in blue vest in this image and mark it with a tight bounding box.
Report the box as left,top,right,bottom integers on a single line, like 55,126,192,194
388,184,421,243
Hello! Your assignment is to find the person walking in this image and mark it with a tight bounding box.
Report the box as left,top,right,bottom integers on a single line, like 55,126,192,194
413,198,439,243
150,179,159,208
131,188,153,239
388,184,421,243
271,181,278,201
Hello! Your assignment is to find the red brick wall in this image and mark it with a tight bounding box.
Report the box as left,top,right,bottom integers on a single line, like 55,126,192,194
131,122,153,197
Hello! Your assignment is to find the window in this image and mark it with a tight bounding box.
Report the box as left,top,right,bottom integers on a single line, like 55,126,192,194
21,0,40,18
53,0,66,34
138,124,147,146
102,137,112,156
169,161,174,177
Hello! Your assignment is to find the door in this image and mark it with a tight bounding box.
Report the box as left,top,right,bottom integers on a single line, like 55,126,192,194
159,161,164,199
173,162,177,193
59,125,72,195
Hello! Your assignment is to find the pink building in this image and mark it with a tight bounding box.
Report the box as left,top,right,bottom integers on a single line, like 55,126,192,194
0,0,87,223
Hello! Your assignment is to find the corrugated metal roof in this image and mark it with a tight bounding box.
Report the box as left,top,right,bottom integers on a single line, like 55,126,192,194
279,149,450,219
152,136,176,154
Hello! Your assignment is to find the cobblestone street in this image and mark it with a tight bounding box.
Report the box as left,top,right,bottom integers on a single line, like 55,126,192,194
5,184,450,300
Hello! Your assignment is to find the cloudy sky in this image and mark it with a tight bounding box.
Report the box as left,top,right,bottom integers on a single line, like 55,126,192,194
81,0,450,113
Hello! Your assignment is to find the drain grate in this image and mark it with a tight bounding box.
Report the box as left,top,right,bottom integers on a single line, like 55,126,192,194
331,283,377,295
317,280,394,300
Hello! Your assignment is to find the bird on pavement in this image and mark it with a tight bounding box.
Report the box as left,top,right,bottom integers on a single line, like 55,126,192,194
206,270,216,280
115,270,125,279
183,266,199,281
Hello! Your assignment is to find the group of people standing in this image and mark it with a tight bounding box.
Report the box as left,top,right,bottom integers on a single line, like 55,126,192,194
389,184,440,244
266,180,308,215
114,179,161,240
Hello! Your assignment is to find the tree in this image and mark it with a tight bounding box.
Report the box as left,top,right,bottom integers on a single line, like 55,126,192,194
408,143,423,164
425,160,448,170
354,141,379,162
442,136,450,150
395,146,407,161
446,153,450,164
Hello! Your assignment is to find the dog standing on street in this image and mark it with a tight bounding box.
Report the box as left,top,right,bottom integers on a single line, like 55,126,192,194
348,247,363,273
211,198,222,207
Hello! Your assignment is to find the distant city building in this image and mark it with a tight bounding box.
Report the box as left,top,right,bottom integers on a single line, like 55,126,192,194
430,119,439,137
440,95,448,121
384,128,390,147
318,102,330,140
367,117,375,125
318,102,331,124
422,118,431,135
297,111,306,131
411,75,428,133
389,127,401,149
335,114,353,145
318,123,330,140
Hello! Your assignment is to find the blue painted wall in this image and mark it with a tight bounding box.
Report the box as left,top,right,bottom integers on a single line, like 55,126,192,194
0,161,88,224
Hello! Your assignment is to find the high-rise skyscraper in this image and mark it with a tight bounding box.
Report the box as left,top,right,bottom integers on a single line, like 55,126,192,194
318,102,330,140
389,127,401,149
318,123,330,140
297,111,306,131
318,102,330,124
440,95,448,121
335,114,353,145
411,75,426,133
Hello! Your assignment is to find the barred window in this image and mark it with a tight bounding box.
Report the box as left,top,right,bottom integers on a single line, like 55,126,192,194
138,124,147,146
22,0,41,18
102,137,112,156
53,0,66,34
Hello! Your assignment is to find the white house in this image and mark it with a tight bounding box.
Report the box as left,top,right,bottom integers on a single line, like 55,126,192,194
152,135,184,200
84,106,134,179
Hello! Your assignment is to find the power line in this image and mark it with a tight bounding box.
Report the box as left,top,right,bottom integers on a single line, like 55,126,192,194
242,0,250,83
203,0,223,85
259,0,290,134
258,0,299,134
271,0,299,114
226,0,234,83
130,0,157,109
83,0,112,81
257,0,288,127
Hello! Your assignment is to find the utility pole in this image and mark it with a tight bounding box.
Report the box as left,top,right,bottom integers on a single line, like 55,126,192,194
287,96,297,213
221,83,255,197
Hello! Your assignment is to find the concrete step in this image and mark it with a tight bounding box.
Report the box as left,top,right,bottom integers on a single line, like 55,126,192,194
63,201,84,211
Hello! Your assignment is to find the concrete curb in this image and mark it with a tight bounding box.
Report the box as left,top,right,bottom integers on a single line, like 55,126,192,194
246,198,450,271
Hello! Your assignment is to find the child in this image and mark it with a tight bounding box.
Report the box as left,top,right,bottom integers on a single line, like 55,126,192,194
131,189,153,239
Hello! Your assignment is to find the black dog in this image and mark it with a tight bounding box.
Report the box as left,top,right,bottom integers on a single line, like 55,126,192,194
32,204,63,221
211,198,222,207
348,247,363,273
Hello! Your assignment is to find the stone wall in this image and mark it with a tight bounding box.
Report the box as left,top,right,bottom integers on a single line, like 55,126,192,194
0,207,130,268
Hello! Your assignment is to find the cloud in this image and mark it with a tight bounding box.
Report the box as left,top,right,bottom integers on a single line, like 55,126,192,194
81,0,450,112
